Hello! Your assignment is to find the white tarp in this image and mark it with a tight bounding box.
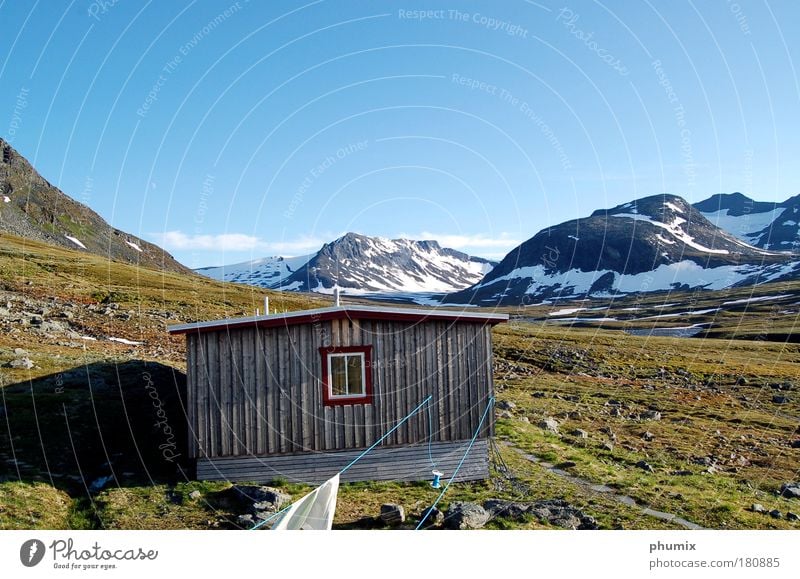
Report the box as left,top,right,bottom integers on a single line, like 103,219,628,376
271,474,340,530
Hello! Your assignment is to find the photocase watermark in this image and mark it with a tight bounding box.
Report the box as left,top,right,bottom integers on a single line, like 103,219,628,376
87,0,121,22
142,371,181,463
285,140,369,220
19,539,46,568
136,1,245,118
6,87,29,142
398,8,529,38
451,73,572,170
556,8,629,76
652,59,695,193
727,1,752,36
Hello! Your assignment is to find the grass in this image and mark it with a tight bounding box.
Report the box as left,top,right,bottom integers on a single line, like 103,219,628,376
1,231,799,530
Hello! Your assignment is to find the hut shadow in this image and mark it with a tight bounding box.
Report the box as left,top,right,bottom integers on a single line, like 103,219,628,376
0,360,189,495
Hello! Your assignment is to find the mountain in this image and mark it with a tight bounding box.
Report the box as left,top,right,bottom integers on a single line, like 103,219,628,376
196,232,495,295
695,192,800,251
0,138,190,274
195,254,313,287
446,194,798,306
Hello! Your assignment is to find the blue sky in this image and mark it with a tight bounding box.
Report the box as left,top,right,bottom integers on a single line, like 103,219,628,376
2,1,799,267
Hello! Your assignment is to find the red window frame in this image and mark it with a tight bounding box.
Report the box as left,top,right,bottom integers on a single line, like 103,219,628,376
319,345,373,406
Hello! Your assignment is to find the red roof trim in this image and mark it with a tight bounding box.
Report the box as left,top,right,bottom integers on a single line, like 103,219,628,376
168,307,506,335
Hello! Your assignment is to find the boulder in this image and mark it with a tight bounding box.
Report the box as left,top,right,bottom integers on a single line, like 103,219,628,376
571,429,589,439
228,485,291,512
419,507,444,528
772,396,790,404
780,482,800,499
496,400,516,411
636,460,655,473
444,502,489,530
751,503,766,513
769,510,782,519
529,499,598,530
642,431,655,441
380,503,405,526
483,500,531,521
7,357,33,369
786,512,799,522
539,417,560,434
640,410,662,421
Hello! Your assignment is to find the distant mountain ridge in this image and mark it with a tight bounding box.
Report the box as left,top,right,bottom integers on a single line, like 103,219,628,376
0,137,190,274
446,194,798,306
694,191,800,251
196,232,495,296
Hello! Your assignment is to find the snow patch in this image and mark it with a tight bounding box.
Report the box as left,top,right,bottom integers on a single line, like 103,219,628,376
108,337,142,345
125,240,143,252
548,307,586,316
613,213,728,254
64,234,87,249
664,201,683,213
722,294,792,306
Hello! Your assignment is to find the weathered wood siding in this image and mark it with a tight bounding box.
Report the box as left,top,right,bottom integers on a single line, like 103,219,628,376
197,439,489,484
186,318,495,461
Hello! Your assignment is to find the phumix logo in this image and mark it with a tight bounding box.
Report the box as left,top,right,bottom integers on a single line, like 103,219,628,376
20,539,46,567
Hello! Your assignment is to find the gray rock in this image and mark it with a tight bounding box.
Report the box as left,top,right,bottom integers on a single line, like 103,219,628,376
188,490,202,500
769,510,782,519
643,431,655,441
236,514,254,526
751,503,766,513
444,502,489,530
419,507,444,527
483,499,531,521
636,460,655,473
529,499,598,530
571,429,589,439
7,357,33,369
231,485,291,511
12,347,28,356
787,512,799,522
772,395,790,404
640,410,662,421
780,482,800,499
496,400,516,411
539,417,560,434
498,410,513,419
602,441,615,452
380,503,405,526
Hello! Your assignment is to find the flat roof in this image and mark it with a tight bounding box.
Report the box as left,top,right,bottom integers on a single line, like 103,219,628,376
167,304,509,335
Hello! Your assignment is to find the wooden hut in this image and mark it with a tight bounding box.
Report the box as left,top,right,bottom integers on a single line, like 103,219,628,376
168,304,507,484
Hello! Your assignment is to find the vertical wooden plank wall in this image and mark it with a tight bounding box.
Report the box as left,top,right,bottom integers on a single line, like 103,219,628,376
191,319,496,459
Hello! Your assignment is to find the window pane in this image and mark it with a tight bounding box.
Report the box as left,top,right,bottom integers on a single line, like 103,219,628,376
330,356,347,396
346,355,364,395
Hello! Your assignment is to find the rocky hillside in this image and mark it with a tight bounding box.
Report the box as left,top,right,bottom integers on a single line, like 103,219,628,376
447,194,797,305
0,138,190,274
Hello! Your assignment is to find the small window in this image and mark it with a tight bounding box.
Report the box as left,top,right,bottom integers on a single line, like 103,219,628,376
320,346,373,406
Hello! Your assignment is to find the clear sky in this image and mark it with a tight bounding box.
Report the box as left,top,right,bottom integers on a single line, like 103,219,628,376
2,1,799,267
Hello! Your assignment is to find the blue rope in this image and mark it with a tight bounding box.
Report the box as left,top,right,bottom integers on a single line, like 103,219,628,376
251,394,433,530
340,395,432,475
415,396,495,530
250,502,293,530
